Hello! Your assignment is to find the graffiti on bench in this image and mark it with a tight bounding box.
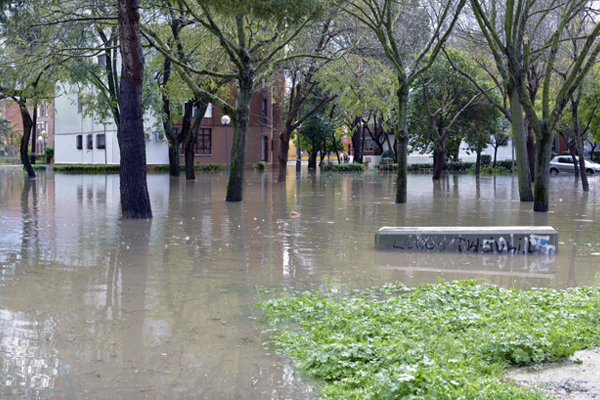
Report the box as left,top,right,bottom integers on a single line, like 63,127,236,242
391,234,556,255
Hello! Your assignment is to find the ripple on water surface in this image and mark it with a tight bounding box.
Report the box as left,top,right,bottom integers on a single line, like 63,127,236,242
1,166,600,398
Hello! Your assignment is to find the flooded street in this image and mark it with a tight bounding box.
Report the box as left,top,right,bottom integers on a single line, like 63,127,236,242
1,166,600,399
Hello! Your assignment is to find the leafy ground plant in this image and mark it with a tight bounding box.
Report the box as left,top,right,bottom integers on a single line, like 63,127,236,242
259,280,600,399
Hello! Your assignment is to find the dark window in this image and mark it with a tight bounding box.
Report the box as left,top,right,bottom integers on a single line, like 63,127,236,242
176,128,211,155
77,96,83,113
76,135,83,150
87,134,93,150
195,129,211,155
261,99,268,124
97,134,106,149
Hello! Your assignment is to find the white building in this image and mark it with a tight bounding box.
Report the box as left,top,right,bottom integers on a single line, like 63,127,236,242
361,132,516,167
53,85,170,166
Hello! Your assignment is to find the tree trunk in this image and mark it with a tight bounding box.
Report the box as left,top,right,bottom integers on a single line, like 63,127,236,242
18,100,35,178
508,87,534,202
181,102,194,179
351,129,363,164
319,141,326,167
526,125,536,182
533,125,553,212
331,128,340,163
185,101,208,180
568,140,579,178
493,146,498,167
277,126,292,182
395,83,409,203
308,149,318,169
432,138,445,180
160,55,180,177
31,104,37,165
476,151,481,175
576,140,589,191
226,66,253,202
572,94,589,191
118,0,152,219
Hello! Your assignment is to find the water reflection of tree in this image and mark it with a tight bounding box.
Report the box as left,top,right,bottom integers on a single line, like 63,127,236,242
20,179,39,265
117,219,151,385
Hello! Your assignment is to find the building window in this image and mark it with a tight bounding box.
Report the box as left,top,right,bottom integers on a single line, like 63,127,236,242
97,53,107,68
77,96,83,113
261,98,268,124
205,103,212,118
177,129,212,155
87,134,93,150
195,128,211,155
76,135,83,150
97,134,106,149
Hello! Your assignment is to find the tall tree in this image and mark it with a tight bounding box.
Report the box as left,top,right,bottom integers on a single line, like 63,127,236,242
118,0,152,219
470,0,600,211
408,54,489,179
277,18,344,181
144,0,328,201
444,33,534,202
344,0,466,203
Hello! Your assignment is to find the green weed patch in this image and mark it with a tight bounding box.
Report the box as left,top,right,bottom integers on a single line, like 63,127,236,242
259,281,600,399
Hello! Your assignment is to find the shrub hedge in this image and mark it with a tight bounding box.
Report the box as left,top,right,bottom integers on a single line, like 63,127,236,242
376,159,515,173
53,164,226,173
321,162,365,172
252,161,267,172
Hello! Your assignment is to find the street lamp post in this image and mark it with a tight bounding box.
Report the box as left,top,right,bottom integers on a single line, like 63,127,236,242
296,129,301,175
221,115,231,177
39,130,48,164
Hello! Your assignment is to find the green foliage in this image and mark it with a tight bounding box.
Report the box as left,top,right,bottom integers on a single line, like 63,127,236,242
593,152,600,163
260,281,600,399
0,118,17,149
481,154,492,165
152,164,225,172
54,164,226,174
321,55,397,129
53,165,121,174
408,54,481,157
375,157,397,171
376,159,513,173
467,164,511,175
321,162,365,172
205,0,329,24
299,113,341,154
0,157,19,164
44,146,53,163
252,161,267,172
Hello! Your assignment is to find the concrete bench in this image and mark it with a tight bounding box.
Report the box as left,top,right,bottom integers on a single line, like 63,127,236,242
375,226,558,255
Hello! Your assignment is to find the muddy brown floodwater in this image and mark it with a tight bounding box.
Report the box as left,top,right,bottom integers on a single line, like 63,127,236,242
1,166,600,399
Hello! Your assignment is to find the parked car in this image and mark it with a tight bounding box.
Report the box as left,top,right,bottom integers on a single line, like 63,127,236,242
549,156,600,175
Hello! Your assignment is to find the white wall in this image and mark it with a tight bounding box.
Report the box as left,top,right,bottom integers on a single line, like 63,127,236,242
54,85,168,165
377,134,515,165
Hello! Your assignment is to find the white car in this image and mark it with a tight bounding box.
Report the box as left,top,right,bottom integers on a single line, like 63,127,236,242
549,156,600,175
